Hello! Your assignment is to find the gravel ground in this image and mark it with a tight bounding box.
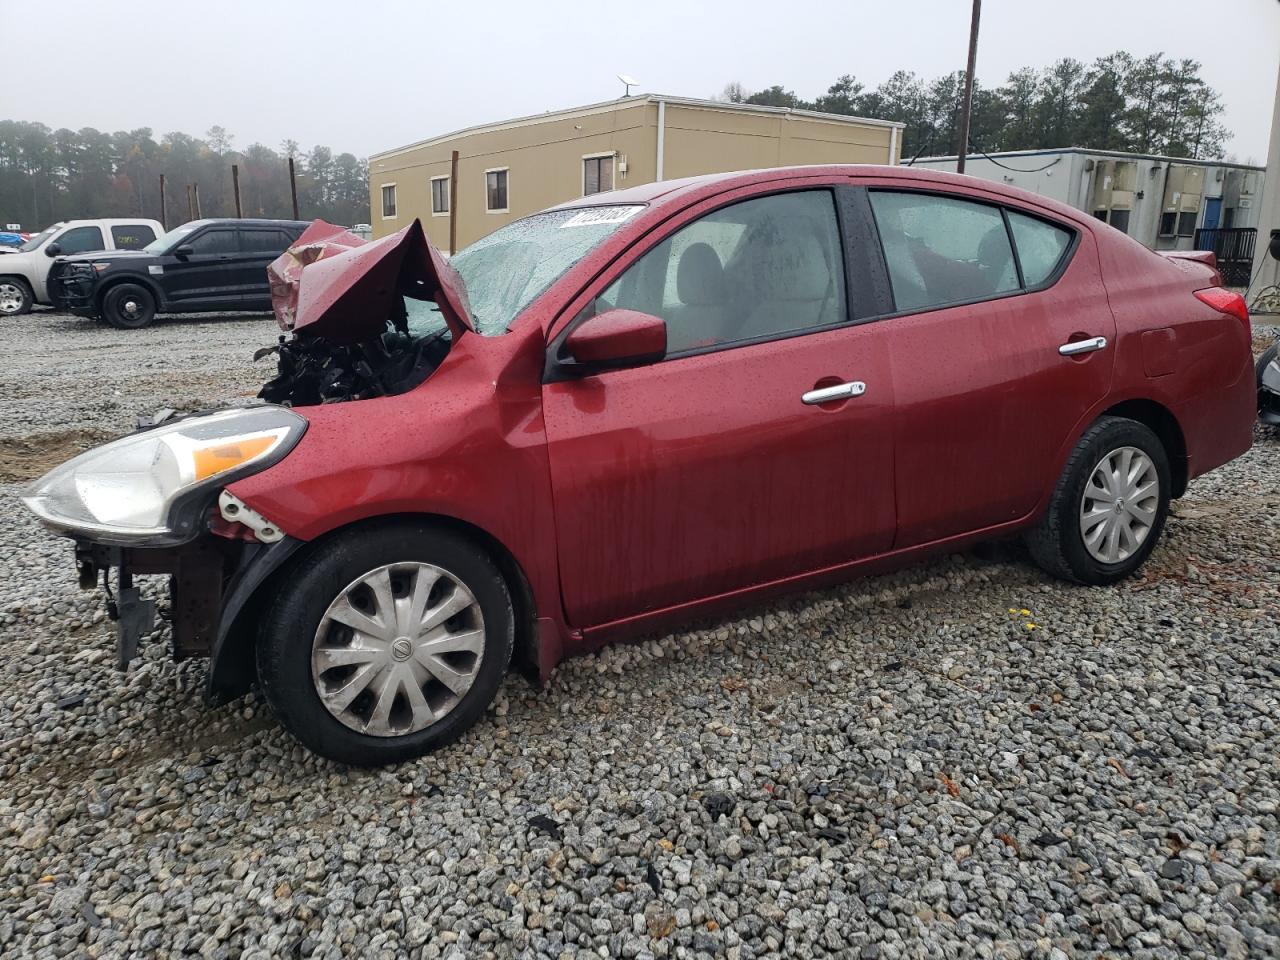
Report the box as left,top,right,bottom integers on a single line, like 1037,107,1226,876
1,310,1278,960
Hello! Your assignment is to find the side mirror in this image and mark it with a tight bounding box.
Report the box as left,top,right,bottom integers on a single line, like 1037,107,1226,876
174,244,194,258
1269,230,1280,262
44,243,61,257
565,308,666,370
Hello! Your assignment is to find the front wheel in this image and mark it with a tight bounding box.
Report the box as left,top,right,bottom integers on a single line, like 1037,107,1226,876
101,283,156,329
1026,416,1170,585
256,523,514,765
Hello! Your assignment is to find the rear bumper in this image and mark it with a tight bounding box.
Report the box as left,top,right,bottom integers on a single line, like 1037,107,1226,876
1178,358,1257,483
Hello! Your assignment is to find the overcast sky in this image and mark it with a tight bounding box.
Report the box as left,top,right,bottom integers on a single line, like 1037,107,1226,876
5,0,1278,162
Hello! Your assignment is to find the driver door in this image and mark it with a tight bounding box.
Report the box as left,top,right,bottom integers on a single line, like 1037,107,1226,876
542,185,897,628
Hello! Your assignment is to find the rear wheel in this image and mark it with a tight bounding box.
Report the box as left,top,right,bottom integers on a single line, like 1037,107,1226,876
0,278,33,316
102,283,156,329
256,523,514,765
1026,416,1170,585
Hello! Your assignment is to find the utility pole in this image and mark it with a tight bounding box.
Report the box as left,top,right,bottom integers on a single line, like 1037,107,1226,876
288,157,300,219
956,0,982,174
192,183,202,218
186,184,195,221
159,174,167,229
232,164,243,217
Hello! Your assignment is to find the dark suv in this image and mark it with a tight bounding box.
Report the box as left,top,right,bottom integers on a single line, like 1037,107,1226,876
50,218,308,329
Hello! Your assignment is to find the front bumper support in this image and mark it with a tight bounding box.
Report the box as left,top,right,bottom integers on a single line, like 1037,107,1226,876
76,538,233,669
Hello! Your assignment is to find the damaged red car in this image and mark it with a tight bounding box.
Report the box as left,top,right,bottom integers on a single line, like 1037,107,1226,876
23,166,1255,765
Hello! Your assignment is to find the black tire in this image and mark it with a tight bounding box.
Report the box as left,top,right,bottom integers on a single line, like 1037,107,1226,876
0,277,33,316
1025,416,1171,585
1257,343,1280,425
101,283,156,329
256,522,514,766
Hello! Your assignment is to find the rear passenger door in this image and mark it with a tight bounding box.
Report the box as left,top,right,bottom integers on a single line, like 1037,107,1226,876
861,184,1115,547
237,228,294,308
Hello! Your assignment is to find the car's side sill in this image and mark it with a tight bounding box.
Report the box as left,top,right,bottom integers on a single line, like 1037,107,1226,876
572,514,1035,652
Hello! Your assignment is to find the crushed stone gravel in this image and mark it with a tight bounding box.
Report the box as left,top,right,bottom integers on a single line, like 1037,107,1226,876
1,309,1278,959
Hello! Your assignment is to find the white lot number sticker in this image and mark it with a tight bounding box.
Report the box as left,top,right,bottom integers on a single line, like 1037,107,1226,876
559,206,643,229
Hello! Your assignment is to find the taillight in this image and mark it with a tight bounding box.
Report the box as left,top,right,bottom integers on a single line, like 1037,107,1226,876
1194,286,1251,332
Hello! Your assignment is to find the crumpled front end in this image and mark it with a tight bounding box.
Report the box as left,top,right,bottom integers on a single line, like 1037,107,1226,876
22,217,483,701
256,219,471,406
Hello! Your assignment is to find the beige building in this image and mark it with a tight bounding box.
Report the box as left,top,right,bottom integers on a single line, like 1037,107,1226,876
368,94,904,252
1252,58,1280,302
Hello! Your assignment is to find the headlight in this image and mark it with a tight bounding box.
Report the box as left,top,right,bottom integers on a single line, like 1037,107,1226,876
22,406,307,545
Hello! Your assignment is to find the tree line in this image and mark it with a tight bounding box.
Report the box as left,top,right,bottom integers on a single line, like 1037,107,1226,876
722,51,1231,162
0,121,370,231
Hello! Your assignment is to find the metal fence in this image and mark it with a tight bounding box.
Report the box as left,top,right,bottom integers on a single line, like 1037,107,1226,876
1194,227,1257,287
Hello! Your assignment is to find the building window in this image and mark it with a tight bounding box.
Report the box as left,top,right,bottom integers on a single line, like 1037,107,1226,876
582,154,615,196
485,168,508,213
1092,210,1108,221
381,183,397,219
431,176,450,216
1159,212,1176,237
1177,211,1197,237
1108,209,1131,235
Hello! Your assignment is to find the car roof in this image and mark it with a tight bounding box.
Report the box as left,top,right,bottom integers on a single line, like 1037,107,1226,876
552,163,1091,228
59,218,163,226
179,218,311,229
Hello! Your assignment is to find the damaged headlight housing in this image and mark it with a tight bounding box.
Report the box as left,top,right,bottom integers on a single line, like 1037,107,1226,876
23,406,307,545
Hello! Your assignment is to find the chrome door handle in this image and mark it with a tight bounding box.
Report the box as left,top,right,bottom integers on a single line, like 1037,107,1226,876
802,381,866,404
1059,336,1108,356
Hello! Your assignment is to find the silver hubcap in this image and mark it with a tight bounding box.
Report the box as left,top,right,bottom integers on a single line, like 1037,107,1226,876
311,562,485,737
0,282,22,314
121,299,141,319
1079,446,1159,564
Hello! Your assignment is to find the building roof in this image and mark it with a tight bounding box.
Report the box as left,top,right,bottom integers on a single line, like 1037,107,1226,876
370,94,905,163
913,146,1264,173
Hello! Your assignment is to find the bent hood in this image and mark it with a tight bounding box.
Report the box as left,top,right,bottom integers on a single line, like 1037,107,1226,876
267,219,472,343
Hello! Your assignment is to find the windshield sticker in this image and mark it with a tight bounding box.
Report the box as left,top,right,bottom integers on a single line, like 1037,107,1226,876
559,206,643,229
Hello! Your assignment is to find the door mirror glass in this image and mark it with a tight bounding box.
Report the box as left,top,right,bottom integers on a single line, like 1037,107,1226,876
1269,230,1280,262
174,244,194,258
44,243,61,257
565,308,666,369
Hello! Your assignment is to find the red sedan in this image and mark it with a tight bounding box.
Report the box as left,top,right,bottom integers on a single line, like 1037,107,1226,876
24,166,1255,764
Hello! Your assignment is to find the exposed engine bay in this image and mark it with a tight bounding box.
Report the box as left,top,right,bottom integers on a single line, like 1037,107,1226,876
255,308,451,405
253,219,472,406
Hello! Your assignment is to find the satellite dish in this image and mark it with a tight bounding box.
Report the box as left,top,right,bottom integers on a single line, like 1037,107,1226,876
618,74,639,97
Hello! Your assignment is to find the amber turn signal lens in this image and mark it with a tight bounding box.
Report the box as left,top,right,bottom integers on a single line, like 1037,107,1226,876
192,435,278,481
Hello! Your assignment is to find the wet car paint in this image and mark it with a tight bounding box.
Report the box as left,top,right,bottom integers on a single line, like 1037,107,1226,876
224,165,1254,681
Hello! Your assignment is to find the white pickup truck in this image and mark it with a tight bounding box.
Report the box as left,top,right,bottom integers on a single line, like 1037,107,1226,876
0,218,164,315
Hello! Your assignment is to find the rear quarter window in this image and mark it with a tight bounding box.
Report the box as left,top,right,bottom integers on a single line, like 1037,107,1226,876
111,225,156,249
1007,211,1073,287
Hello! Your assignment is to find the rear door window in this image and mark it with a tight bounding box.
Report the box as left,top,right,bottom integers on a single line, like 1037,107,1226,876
869,191,1019,312
241,230,291,254
111,224,156,249
1007,211,1072,286
187,229,239,255
55,226,105,255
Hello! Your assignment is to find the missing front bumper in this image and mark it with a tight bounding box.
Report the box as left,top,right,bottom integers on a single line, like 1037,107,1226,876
75,537,233,669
